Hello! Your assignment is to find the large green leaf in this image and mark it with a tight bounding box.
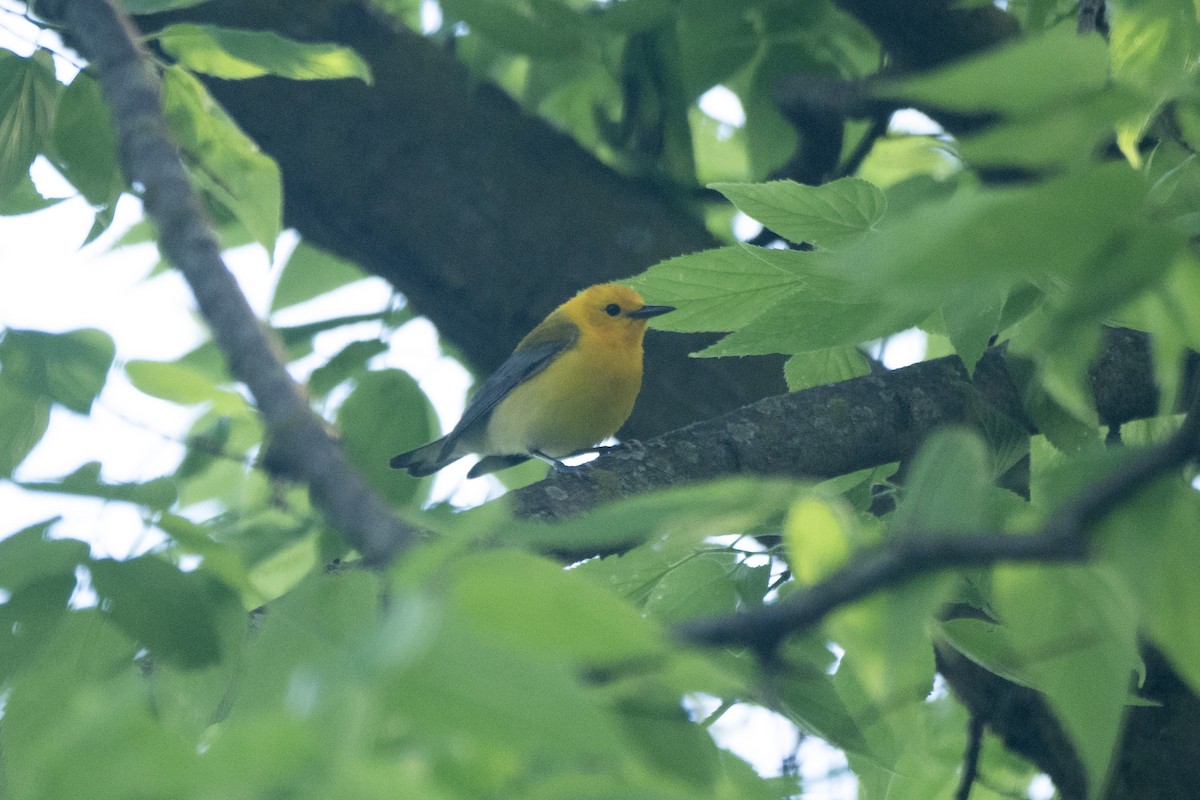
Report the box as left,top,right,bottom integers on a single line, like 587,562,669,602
993,564,1140,797
440,0,586,58
626,245,819,334
695,289,919,358
270,241,367,311
124,358,245,412
641,551,739,624
893,428,993,532
450,548,667,665
0,520,86,595
161,66,282,252
0,379,50,477
336,369,434,508
50,73,123,206
876,26,1109,115
511,476,802,554
783,346,870,392
90,554,243,669
0,169,58,215
18,462,178,510
0,49,57,195
1098,479,1200,696
711,178,886,250
0,327,115,414
157,24,373,83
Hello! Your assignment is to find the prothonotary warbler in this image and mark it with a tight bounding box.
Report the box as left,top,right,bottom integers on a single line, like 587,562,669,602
389,283,673,478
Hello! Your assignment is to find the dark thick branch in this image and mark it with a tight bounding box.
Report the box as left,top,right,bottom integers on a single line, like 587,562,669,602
39,0,417,564
676,352,1200,654
513,328,1167,522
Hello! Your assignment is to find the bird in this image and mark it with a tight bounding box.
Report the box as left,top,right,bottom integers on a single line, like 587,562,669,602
389,283,673,478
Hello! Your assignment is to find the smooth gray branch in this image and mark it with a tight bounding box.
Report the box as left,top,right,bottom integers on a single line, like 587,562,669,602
37,0,418,564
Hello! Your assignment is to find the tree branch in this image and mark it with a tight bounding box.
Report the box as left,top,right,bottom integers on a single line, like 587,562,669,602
513,327,1171,524
675,359,1200,654
36,0,419,564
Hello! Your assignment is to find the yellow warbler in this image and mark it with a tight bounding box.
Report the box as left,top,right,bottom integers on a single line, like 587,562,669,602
390,283,672,478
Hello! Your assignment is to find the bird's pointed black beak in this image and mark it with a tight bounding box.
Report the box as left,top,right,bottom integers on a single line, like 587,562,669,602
627,304,674,319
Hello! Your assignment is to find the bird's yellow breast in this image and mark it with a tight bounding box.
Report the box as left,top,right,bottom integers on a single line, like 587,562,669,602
483,329,643,458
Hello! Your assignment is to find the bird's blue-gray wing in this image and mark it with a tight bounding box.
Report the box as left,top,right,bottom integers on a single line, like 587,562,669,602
437,321,576,460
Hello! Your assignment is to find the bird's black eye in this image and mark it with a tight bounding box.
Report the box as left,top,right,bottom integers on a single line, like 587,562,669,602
604,303,621,317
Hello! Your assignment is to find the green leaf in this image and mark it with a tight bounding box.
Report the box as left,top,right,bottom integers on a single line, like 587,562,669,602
270,241,367,311
774,661,873,758
439,0,585,58
0,520,86,595
50,73,123,206
0,573,77,682
821,164,1149,325
124,358,244,411
450,549,666,665
307,339,388,397
90,554,241,669
383,596,629,761
695,290,919,358
642,552,739,624
893,428,992,532
958,87,1148,170
675,3,757,94
942,287,1005,375
1098,480,1200,695
993,564,1140,796
0,49,57,195
875,26,1110,115
711,178,887,250
1110,0,1200,99
336,369,434,508
0,380,50,477
0,328,115,414
614,691,719,790
783,493,855,585
511,477,802,554
783,346,870,392
0,169,58,215
161,66,282,252
18,462,178,510
627,245,817,334
157,24,373,83
939,617,1038,688
155,512,252,601
118,0,211,11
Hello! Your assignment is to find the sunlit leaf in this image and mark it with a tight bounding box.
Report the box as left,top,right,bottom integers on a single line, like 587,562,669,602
161,66,282,252
158,24,373,83
711,178,886,250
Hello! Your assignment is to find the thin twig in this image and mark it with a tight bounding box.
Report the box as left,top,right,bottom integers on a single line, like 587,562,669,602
956,713,985,800
36,0,419,564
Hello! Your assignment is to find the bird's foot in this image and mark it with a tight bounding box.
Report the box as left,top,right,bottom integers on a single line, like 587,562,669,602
531,449,587,475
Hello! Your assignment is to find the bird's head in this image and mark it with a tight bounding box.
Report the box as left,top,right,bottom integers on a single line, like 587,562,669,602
565,283,673,344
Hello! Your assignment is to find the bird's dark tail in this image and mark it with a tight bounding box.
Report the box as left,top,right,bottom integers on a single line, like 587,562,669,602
389,437,456,477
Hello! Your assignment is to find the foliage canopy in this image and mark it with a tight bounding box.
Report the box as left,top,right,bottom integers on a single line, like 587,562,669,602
3,0,1200,798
